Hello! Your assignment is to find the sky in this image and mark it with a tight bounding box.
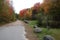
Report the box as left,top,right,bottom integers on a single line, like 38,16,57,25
12,0,43,14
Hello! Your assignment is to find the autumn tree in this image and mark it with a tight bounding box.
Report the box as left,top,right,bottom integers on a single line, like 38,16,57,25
9,5,16,21
31,2,41,20
41,0,60,28
0,0,10,22
19,9,27,20
0,0,16,23
19,8,32,20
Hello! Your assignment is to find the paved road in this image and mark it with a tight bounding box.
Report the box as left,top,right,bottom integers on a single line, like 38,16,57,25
0,20,27,40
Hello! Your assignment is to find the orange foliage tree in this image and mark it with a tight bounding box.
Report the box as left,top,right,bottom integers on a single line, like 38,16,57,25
33,2,41,11
19,8,32,20
0,0,16,23
19,2,41,20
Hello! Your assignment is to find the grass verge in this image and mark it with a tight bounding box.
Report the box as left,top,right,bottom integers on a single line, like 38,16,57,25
28,20,60,40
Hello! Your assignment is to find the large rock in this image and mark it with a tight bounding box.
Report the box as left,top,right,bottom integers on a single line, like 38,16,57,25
43,35,55,40
34,27,42,33
33,25,38,28
24,20,29,24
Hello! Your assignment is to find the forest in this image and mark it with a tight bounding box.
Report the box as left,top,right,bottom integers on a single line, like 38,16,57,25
0,0,60,28
19,0,60,28
0,0,16,25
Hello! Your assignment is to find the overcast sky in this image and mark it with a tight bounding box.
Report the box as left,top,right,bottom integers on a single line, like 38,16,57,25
12,0,43,14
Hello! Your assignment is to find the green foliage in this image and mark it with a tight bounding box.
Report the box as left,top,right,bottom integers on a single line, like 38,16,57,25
37,28,60,40
46,0,60,28
36,8,45,27
28,20,37,27
28,20,60,40
37,0,60,28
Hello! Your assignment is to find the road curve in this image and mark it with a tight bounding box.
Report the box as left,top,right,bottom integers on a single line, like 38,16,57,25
0,20,28,40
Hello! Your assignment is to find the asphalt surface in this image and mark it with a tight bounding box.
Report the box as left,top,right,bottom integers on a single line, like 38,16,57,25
0,20,28,40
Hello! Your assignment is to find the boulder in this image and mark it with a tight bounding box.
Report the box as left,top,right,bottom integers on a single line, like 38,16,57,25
33,25,38,28
24,20,29,24
34,27,42,33
43,35,55,40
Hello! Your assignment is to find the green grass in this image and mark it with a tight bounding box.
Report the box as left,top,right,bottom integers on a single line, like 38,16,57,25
37,28,60,40
28,20,60,40
28,20,37,27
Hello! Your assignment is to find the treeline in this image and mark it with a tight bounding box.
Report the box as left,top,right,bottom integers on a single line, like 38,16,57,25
0,0,16,24
19,0,60,28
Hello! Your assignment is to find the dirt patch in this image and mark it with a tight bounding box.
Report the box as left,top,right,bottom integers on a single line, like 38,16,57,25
22,21,39,40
